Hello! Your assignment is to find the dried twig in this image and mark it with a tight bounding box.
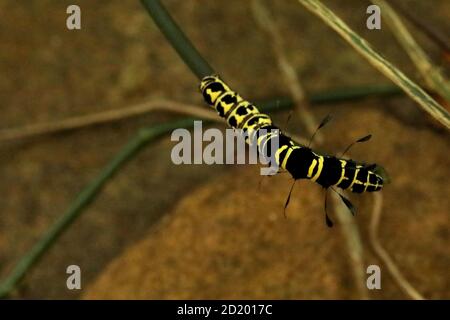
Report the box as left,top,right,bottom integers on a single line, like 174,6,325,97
331,192,369,299
0,83,402,146
251,0,321,143
372,0,450,102
297,0,450,129
369,193,425,300
0,99,217,144
388,0,450,54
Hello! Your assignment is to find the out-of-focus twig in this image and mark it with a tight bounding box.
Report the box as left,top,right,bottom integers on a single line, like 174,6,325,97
251,0,320,143
0,99,217,144
388,0,450,55
0,84,402,145
141,0,214,79
252,0,368,299
369,193,425,300
372,0,450,102
297,0,450,129
331,192,369,299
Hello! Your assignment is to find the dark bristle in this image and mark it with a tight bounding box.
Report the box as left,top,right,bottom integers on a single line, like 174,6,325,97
283,180,296,218
318,114,333,130
357,134,372,143
325,212,334,227
339,193,356,216
324,189,334,228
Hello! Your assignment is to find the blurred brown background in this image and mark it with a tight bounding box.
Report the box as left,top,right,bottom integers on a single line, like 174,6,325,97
0,0,448,299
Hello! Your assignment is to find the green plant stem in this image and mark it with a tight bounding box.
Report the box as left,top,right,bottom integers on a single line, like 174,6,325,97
141,0,214,79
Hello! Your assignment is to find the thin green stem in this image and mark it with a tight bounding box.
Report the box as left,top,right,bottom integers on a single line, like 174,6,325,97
141,0,214,79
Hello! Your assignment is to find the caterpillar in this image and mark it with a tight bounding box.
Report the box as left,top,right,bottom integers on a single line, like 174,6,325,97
200,75,384,194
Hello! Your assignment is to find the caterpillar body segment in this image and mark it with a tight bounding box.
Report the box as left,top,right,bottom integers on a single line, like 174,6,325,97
200,75,383,193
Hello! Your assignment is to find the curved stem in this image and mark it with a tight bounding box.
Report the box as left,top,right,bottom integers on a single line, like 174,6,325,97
369,193,425,300
141,0,214,79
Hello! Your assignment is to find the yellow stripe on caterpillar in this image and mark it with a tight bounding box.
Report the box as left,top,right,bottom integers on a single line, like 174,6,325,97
311,156,324,182
307,159,317,179
281,146,300,170
333,160,347,187
275,145,289,165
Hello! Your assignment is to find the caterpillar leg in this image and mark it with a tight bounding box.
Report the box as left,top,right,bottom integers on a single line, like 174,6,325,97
283,179,297,218
323,188,334,228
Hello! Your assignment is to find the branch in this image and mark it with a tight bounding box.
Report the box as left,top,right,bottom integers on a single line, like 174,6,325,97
369,193,425,300
297,0,450,129
251,0,320,142
0,100,216,143
140,0,214,79
0,85,402,145
331,192,369,299
388,1,450,54
372,0,450,102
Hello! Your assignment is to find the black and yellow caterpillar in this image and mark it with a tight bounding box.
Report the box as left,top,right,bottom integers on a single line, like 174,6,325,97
200,75,384,193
